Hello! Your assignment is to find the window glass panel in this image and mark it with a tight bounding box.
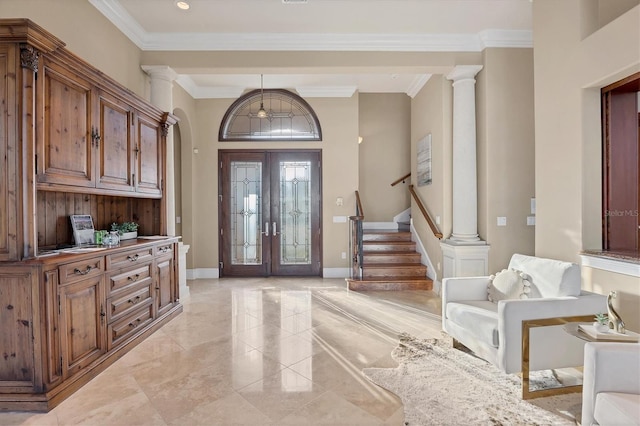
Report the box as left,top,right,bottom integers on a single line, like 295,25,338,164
220,89,322,141
279,161,312,265
230,161,262,265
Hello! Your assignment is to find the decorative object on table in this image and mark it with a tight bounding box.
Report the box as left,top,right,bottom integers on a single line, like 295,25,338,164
607,291,625,334
362,333,581,426
110,221,139,240
70,214,95,245
593,313,609,333
102,230,121,247
577,324,639,342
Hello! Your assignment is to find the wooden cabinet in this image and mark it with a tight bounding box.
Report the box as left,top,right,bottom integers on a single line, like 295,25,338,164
0,20,181,411
36,55,166,198
134,111,164,196
96,90,135,193
155,245,176,317
37,56,96,188
59,274,106,378
0,267,39,393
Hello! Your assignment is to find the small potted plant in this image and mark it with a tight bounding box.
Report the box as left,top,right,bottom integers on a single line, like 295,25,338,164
593,313,610,333
110,221,139,240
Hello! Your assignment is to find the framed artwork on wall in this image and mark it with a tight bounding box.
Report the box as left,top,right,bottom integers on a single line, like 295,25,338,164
417,133,432,186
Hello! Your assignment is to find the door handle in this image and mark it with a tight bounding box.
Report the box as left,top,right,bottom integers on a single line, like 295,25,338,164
272,222,279,236
261,222,269,237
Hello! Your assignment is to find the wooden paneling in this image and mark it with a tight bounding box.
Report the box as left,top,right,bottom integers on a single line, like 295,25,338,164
0,44,19,261
97,92,134,192
36,192,161,247
0,269,35,387
59,275,106,378
38,58,94,188
135,112,162,196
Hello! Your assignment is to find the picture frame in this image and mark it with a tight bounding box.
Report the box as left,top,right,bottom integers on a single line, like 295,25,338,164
417,133,432,186
70,214,95,245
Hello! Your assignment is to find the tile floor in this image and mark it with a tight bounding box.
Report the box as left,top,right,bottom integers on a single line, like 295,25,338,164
0,277,443,426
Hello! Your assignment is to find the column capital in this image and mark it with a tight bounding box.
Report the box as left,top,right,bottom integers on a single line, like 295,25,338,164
446,65,483,82
141,65,178,82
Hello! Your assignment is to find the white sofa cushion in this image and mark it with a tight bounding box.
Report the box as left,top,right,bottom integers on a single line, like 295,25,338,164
508,253,581,297
594,392,640,426
446,301,499,347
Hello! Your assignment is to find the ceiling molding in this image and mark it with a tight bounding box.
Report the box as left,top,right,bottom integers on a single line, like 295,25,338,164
406,74,432,98
90,0,532,52
295,86,358,98
175,76,246,99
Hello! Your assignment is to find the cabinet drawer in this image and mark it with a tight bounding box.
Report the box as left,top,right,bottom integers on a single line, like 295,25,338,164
59,257,104,285
155,243,174,257
107,304,154,350
106,283,152,324
106,247,153,270
107,263,152,297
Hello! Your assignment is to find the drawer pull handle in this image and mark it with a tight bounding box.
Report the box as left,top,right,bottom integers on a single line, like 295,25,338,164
127,254,140,262
160,247,170,253
127,274,141,282
127,296,142,304
128,318,142,328
73,265,95,275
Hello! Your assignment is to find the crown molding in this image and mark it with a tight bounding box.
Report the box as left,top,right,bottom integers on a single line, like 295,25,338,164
90,0,533,52
295,86,357,98
175,76,246,99
406,74,432,98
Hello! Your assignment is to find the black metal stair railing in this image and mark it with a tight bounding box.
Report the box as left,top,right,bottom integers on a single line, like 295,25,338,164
348,191,364,279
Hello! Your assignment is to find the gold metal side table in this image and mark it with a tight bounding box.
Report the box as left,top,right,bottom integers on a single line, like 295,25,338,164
521,315,594,400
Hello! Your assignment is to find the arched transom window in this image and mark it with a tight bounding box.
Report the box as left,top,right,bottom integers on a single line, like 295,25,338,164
219,89,322,141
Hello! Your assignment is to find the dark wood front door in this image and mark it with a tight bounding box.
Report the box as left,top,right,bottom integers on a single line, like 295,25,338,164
219,150,322,276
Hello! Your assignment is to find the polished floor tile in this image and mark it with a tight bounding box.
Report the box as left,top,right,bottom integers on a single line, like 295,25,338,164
0,278,442,426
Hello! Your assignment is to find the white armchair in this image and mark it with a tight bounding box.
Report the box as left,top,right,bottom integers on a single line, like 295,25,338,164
582,342,640,426
441,254,607,374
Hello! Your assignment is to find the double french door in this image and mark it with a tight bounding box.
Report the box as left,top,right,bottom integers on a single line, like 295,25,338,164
219,150,322,276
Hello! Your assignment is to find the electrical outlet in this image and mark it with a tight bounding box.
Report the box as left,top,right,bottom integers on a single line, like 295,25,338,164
527,216,536,226
341,252,346,259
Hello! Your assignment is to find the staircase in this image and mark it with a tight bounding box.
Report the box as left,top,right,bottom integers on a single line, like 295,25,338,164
346,230,433,291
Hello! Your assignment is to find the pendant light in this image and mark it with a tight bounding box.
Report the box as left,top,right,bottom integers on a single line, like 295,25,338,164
257,74,268,118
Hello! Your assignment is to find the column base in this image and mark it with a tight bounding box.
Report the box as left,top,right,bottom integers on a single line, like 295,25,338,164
440,240,490,279
178,242,190,299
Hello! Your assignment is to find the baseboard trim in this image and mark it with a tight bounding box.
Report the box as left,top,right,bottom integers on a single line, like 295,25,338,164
323,268,350,278
186,268,220,279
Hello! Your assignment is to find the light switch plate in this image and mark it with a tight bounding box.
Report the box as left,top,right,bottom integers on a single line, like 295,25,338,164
497,217,507,226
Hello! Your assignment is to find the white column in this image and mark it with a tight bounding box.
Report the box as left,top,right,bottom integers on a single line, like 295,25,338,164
440,65,489,279
141,65,178,236
446,65,483,242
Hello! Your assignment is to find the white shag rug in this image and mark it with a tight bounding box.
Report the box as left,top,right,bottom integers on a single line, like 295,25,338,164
363,333,583,426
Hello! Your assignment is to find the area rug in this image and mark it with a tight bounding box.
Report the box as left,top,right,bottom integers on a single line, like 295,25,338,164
363,333,582,425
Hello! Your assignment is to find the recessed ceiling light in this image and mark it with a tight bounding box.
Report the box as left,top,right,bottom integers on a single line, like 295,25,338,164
175,1,190,10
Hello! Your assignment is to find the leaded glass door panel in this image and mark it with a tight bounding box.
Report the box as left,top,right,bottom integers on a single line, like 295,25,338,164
220,151,321,277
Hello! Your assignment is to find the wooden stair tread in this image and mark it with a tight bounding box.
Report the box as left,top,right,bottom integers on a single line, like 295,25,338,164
346,277,433,291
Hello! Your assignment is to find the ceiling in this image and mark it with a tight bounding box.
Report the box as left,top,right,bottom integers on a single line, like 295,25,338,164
89,0,533,98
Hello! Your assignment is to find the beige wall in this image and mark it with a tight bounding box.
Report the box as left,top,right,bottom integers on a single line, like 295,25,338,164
188,95,359,271
534,0,640,330
3,0,147,98
172,86,198,270
411,76,453,280
476,48,536,273
358,93,411,222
